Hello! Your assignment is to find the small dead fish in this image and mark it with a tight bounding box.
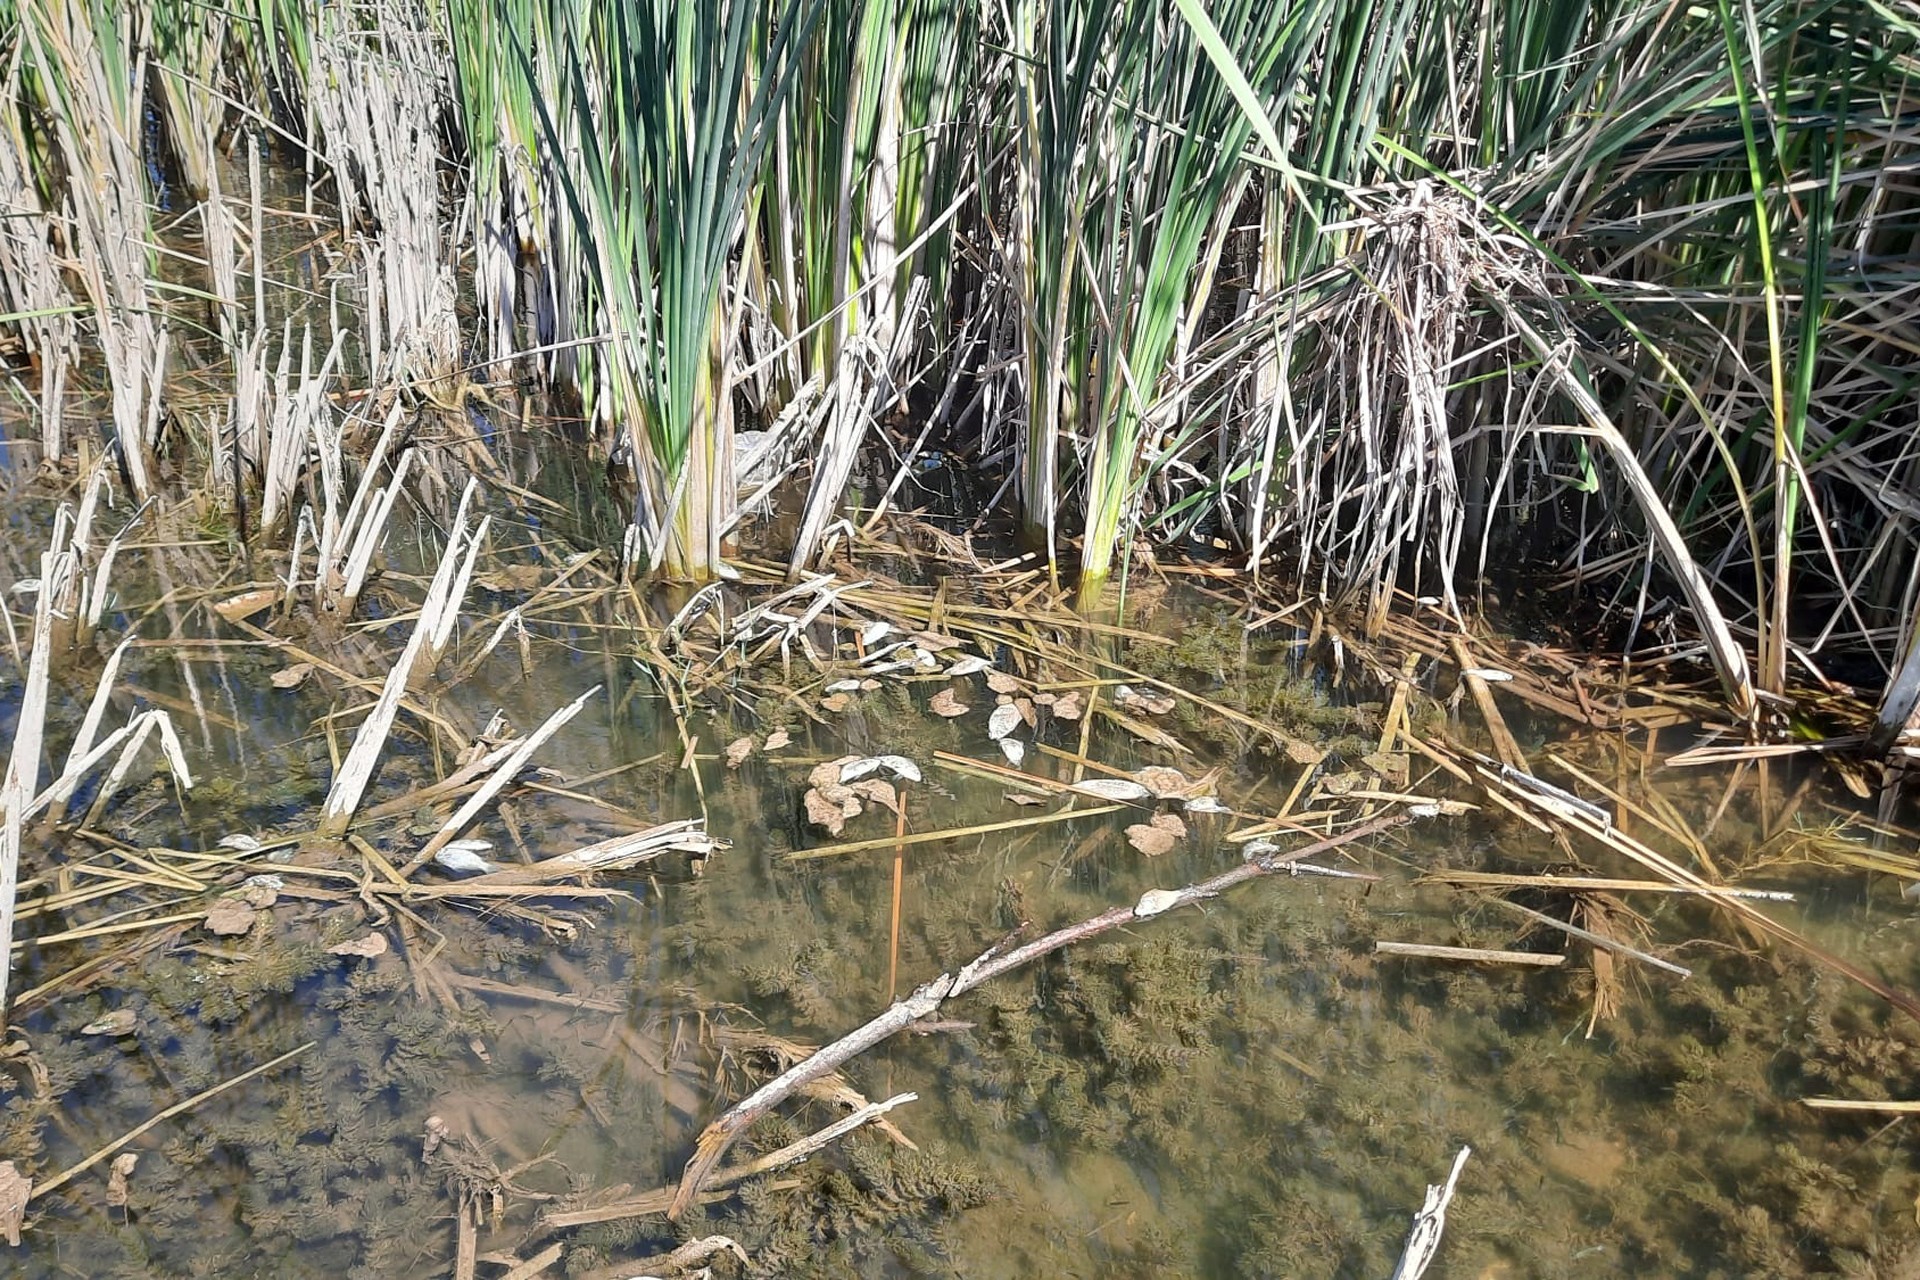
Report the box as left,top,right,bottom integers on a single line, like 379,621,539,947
824,679,864,694
946,655,992,677
997,738,1026,766
860,620,893,646
434,842,496,876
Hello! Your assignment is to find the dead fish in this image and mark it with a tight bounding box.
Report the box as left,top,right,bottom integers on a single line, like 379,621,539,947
434,841,496,876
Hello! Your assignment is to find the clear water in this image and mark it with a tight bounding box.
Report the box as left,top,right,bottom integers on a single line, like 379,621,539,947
6,509,1920,1280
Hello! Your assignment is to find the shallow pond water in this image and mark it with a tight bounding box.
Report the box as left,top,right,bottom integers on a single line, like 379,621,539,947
4,491,1920,1280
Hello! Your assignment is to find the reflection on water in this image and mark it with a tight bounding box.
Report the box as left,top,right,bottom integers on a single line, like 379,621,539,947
7,541,1920,1280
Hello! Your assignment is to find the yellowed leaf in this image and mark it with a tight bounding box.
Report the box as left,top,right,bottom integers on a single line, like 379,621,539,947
928,688,969,718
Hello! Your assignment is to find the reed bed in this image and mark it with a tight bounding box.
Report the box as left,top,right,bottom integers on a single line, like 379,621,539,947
0,0,1911,722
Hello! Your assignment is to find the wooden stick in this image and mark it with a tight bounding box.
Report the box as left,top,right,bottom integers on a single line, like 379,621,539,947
1374,942,1566,967
32,1041,315,1200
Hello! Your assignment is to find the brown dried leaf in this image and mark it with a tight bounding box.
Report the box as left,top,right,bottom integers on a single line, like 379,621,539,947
1132,766,1191,799
241,882,279,909
724,737,755,769
764,729,792,751
1052,691,1085,720
80,1010,137,1037
809,756,864,790
0,1161,29,1245
1319,771,1362,796
985,670,1021,695
1125,813,1187,857
270,662,315,690
821,693,852,714
850,779,899,814
1015,697,1038,729
203,898,257,937
928,688,969,718
1280,736,1325,766
105,1153,137,1209
803,786,862,836
329,933,390,959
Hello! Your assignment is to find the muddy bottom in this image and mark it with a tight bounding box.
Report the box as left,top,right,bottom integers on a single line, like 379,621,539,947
4,531,1919,1280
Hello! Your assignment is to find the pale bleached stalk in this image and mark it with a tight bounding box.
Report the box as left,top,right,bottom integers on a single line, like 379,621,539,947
1498,303,1757,720
407,683,603,872
1,551,67,1025
40,637,133,824
320,482,485,837
77,709,194,830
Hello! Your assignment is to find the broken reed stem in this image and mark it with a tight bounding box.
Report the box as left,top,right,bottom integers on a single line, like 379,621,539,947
1486,896,1691,977
0,550,63,1028
667,811,1414,1217
30,1040,316,1201
888,804,906,1002
1374,941,1568,967
404,683,603,875
787,803,1123,860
